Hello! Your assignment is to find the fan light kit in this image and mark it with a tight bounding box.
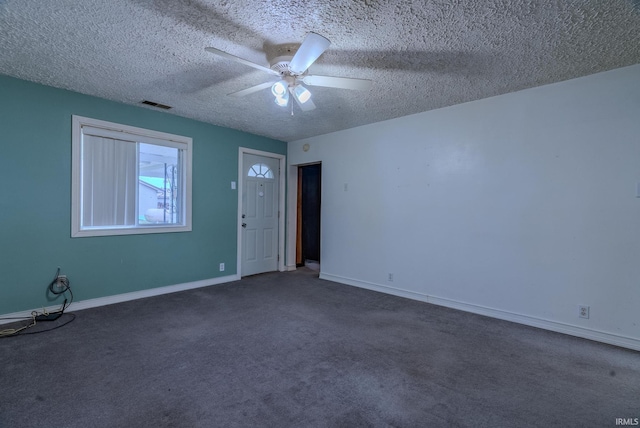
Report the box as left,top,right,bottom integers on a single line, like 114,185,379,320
205,32,372,113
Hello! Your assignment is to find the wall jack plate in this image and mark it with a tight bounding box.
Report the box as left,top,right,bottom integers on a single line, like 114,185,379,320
579,305,590,319
54,275,67,291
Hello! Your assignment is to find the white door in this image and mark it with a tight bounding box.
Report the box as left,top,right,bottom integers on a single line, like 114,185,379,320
241,153,280,276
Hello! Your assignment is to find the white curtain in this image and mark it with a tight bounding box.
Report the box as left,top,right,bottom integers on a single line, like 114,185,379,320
82,135,137,227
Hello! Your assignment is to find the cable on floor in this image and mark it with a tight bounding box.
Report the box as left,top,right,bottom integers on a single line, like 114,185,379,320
0,268,75,338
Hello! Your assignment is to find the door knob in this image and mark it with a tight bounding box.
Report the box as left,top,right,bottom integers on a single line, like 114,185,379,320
242,214,246,218
242,223,247,228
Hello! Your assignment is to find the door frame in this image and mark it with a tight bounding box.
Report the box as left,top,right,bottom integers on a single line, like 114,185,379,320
237,147,286,277
285,162,322,272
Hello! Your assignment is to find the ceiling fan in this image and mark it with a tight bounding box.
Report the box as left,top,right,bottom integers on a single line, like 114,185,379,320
205,32,372,112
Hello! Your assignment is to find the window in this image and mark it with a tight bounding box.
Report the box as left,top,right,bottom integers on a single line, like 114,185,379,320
247,163,274,179
71,115,192,237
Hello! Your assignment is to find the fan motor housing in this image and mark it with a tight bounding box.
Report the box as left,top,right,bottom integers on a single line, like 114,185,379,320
270,56,294,75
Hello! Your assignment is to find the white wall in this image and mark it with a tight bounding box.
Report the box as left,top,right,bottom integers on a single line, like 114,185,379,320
288,64,640,350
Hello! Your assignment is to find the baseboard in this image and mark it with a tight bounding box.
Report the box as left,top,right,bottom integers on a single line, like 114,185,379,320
319,272,640,352
0,274,240,325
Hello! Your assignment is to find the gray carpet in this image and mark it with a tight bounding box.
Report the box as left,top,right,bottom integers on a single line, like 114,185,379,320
1,268,638,427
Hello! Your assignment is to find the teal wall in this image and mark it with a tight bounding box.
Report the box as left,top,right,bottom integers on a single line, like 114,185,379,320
0,75,286,314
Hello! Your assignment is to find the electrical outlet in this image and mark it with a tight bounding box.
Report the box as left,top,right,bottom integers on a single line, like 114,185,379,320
55,275,67,290
579,305,590,319
388,273,394,282
219,263,225,272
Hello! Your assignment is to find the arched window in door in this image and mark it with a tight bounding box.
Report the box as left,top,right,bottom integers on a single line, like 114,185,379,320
247,163,274,179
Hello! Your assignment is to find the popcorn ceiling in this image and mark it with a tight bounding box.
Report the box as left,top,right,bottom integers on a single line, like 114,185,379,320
0,0,638,141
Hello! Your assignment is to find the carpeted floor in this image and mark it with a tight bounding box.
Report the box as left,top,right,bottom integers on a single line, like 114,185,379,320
0,268,638,427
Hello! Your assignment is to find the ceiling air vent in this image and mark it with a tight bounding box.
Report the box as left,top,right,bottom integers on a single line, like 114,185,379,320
141,100,172,110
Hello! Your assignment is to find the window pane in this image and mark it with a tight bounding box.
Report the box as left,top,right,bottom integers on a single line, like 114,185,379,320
81,135,137,227
247,163,274,179
138,143,180,225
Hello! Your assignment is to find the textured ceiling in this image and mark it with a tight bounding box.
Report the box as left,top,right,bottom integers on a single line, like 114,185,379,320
1,0,639,142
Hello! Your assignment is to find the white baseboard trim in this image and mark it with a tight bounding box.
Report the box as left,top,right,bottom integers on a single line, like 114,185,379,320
319,272,640,352
0,274,240,325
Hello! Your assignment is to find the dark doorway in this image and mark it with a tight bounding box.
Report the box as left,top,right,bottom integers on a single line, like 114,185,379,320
297,164,321,268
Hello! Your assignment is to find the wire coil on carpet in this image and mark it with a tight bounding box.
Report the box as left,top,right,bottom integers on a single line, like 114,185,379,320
0,268,75,337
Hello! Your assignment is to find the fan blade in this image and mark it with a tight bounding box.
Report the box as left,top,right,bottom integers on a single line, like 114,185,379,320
228,81,274,97
205,47,280,76
288,32,331,74
290,87,316,111
302,75,372,91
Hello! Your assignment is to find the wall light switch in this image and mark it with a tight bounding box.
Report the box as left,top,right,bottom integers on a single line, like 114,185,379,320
231,181,236,190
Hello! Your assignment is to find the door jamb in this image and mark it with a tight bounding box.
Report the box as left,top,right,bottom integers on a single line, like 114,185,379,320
285,162,322,272
237,147,286,277
285,164,299,271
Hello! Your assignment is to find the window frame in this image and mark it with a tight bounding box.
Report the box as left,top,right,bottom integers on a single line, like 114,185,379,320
71,115,192,237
